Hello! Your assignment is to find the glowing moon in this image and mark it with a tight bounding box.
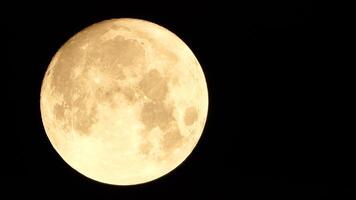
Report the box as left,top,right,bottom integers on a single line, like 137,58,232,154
40,18,208,185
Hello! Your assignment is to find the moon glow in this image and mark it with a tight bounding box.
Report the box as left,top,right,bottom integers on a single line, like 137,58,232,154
40,18,208,185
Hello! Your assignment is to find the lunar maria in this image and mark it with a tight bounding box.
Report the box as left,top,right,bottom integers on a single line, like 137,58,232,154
40,18,208,185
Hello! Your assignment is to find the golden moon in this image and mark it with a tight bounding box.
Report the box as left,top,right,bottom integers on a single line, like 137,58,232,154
40,18,208,185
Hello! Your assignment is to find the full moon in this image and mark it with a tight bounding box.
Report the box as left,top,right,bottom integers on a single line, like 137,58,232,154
40,18,208,185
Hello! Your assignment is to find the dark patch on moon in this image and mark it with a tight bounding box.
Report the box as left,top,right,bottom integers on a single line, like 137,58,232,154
96,86,118,106
138,68,185,158
120,87,137,102
139,69,168,101
184,106,198,126
89,35,145,70
73,104,98,135
161,123,183,152
141,102,174,131
139,140,153,155
51,49,84,104
53,103,65,121
134,29,178,65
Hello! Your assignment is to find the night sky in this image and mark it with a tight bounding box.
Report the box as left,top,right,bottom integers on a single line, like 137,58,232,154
3,1,354,199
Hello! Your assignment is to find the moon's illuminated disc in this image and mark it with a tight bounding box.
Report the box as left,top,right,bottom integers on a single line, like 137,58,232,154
40,18,208,185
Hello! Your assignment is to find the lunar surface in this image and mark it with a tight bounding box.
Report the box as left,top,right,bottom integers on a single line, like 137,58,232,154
40,18,208,185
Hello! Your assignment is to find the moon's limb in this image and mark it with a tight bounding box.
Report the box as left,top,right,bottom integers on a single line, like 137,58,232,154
40,18,208,185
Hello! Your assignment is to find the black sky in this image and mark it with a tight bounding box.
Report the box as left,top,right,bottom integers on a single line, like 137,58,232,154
3,1,354,199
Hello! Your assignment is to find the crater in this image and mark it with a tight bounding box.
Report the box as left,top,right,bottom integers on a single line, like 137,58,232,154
139,69,168,101
95,86,118,104
45,68,53,78
184,106,198,126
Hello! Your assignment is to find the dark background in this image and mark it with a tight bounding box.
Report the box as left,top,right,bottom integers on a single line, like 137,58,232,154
2,1,354,199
